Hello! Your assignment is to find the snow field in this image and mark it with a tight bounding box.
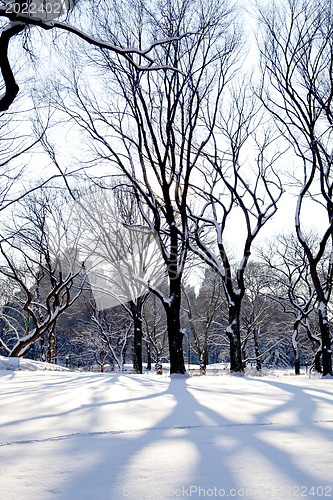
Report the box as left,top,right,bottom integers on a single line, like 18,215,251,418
0,369,332,500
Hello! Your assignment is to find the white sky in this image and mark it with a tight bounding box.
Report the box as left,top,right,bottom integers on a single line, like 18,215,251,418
2,1,330,284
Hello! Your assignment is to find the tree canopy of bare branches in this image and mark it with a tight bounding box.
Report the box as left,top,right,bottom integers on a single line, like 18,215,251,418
0,0,187,111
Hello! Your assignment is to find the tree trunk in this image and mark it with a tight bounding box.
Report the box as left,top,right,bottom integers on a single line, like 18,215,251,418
292,324,300,375
122,341,127,366
294,356,300,375
0,23,24,112
10,324,51,358
253,328,262,372
204,348,209,367
130,300,143,374
155,356,163,375
227,303,243,373
146,342,152,371
40,334,46,363
313,347,322,373
199,352,206,375
318,302,332,376
165,282,186,374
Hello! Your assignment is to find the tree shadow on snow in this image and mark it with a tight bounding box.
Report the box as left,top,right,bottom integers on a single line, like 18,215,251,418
1,373,333,500
57,375,333,500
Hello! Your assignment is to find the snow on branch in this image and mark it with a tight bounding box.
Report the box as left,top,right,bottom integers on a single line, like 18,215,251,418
0,8,186,111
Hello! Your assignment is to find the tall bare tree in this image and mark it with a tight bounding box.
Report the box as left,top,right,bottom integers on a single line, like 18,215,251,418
258,0,333,375
46,0,241,373
189,85,283,372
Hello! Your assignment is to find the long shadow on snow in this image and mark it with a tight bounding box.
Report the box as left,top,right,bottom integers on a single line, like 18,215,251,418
55,375,333,500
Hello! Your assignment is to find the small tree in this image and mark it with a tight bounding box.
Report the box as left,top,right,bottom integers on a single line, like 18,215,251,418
260,234,323,373
182,268,226,374
72,300,132,372
240,262,283,372
143,293,168,374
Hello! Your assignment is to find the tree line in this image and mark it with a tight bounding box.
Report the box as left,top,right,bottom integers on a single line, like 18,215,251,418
0,0,332,376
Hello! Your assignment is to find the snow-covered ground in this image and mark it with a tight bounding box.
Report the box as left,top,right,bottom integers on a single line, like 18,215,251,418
0,360,332,500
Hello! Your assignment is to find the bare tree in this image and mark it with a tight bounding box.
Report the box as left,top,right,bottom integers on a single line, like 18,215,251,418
72,300,132,372
182,268,226,374
143,292,168,374
0,0,188,111
71,183,163,373
258,0,333,375
189,85,283,372
49,0,241,374
239,262,283,372
260,233,323,373
0,188,87,358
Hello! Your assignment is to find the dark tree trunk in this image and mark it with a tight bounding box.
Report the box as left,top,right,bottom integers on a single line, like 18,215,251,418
318,303,332,376
11,324,53,358
227,303,243,373
204,348,209,367
0,22,24,112
313,348,322,373
122,341,128,365
146,342,152,371
295,357,300,375
292,323,300,375
130,299,143,374
165,280,185,374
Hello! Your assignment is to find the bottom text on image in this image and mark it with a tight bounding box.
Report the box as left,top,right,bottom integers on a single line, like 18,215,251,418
122,484,332,498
